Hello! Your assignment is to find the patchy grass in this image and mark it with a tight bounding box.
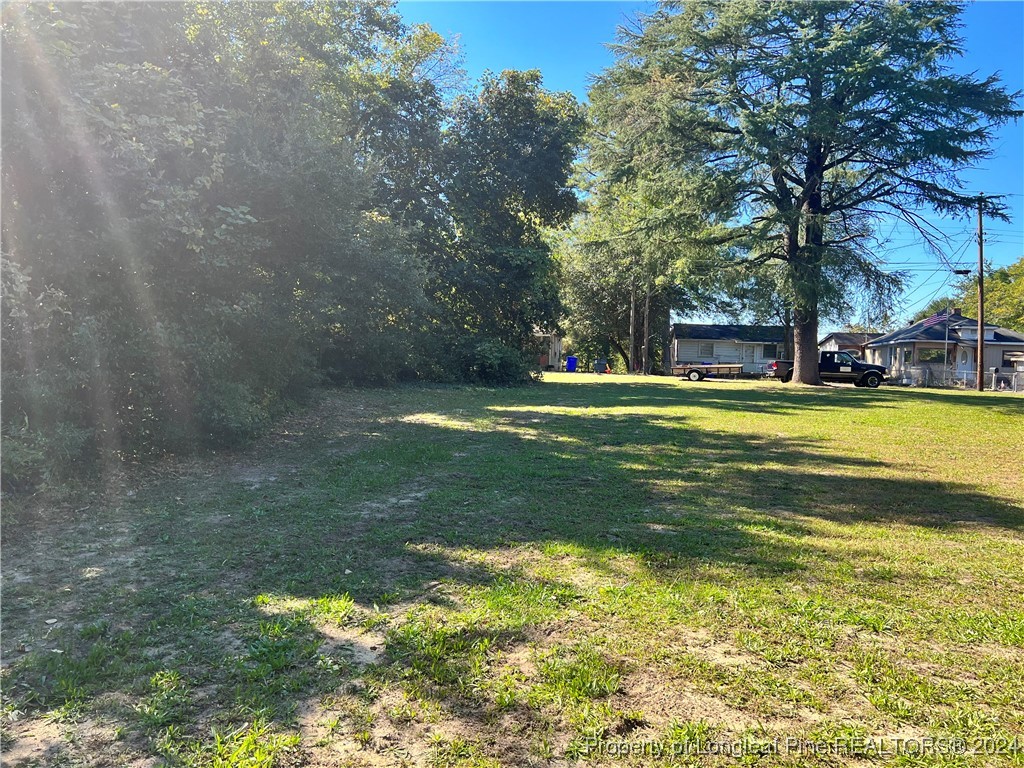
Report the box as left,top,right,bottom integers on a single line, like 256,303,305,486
2,374,1022,767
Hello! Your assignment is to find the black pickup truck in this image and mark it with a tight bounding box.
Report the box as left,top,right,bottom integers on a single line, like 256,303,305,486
766,351,888,387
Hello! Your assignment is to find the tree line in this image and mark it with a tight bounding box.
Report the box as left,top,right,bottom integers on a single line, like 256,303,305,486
1,1,583,487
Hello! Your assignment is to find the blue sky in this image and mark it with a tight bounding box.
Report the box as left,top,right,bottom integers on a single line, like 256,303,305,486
398,1,1024,326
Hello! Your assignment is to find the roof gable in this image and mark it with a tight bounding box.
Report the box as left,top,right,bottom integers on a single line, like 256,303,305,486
672,324,786,343
993,327,1024,343
819,332,883,346
868,315,1024,346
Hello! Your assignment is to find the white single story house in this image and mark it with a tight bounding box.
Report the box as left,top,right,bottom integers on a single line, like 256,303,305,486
818,331,883,358
864,309,1024,385
669,324,787,374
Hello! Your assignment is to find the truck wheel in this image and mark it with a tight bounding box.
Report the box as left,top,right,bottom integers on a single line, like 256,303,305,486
861,372,881,388
780,371,792,383
687,370,704,382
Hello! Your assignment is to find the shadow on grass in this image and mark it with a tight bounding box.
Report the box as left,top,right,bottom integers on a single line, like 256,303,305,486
547,376,1024,415
2,376,1021,763
868,385,1024,415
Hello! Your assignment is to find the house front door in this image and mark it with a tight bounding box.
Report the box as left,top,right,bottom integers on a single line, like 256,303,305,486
956,346,973,373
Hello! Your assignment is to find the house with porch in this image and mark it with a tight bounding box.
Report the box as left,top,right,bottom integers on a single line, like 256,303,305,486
864,309,1024,386
669,324,787,375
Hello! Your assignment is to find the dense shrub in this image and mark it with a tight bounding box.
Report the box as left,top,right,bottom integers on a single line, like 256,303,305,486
454,339,540,386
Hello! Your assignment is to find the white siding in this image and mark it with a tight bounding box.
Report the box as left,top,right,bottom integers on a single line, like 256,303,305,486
675,340,741,362
675,340,779,374
713,342,742,363
674,340,706,361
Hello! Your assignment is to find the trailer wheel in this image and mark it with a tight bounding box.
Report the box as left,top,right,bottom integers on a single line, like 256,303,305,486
687,370,704,382
861,372,882,388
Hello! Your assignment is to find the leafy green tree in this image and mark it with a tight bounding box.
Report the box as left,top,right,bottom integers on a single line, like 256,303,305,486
184,1,433,385
958,258,1024,332
1,1,437,485
3,2,243,465
590,0,1021,383
910,296,960,324
428,70,585,381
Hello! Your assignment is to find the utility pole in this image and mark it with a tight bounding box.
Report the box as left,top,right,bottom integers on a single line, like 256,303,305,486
943,301,950,385
976,196,985,391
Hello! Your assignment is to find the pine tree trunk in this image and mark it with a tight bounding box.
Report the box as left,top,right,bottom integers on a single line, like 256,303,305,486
782,307,793,360
628,286,636,374
787,215,823,384
792,306,821,384
793,19,827,387
654,300,672,373
790,256,823,384
642,283,651,374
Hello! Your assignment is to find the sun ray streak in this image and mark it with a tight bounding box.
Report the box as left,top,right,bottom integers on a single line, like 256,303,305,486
8,8,196,451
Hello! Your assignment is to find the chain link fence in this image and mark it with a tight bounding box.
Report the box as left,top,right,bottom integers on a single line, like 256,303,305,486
891,366,1023,392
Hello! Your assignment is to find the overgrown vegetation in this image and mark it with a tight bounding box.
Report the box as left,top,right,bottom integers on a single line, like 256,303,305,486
2,376,1021,766
1,2,583,488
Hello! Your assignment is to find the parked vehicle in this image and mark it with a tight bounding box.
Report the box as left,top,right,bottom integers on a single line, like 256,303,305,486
766,351,888,387
671,363,744,381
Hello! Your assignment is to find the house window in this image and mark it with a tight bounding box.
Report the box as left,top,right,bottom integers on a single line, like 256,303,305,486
762,343,778,359
698,342,714,357
918,349,947,363
1003,352,1023,368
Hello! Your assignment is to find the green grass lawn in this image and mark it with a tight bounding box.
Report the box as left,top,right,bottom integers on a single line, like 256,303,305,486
2,374,1023,767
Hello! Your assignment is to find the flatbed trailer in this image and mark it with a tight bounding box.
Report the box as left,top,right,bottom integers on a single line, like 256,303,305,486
671,363,744,381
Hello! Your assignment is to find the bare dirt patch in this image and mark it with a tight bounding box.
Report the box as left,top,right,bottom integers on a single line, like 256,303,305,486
357,488,430,520
657,625,763,670
615,673,759,731
231,464,286,490
319,625,386,667
2,716,68,767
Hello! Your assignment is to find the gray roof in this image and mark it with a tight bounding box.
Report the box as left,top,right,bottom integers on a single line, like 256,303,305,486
868,315,1024,346
671,324,786,343
819,332,883,347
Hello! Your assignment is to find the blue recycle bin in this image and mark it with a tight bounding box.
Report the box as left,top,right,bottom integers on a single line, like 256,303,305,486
566,355,578,373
